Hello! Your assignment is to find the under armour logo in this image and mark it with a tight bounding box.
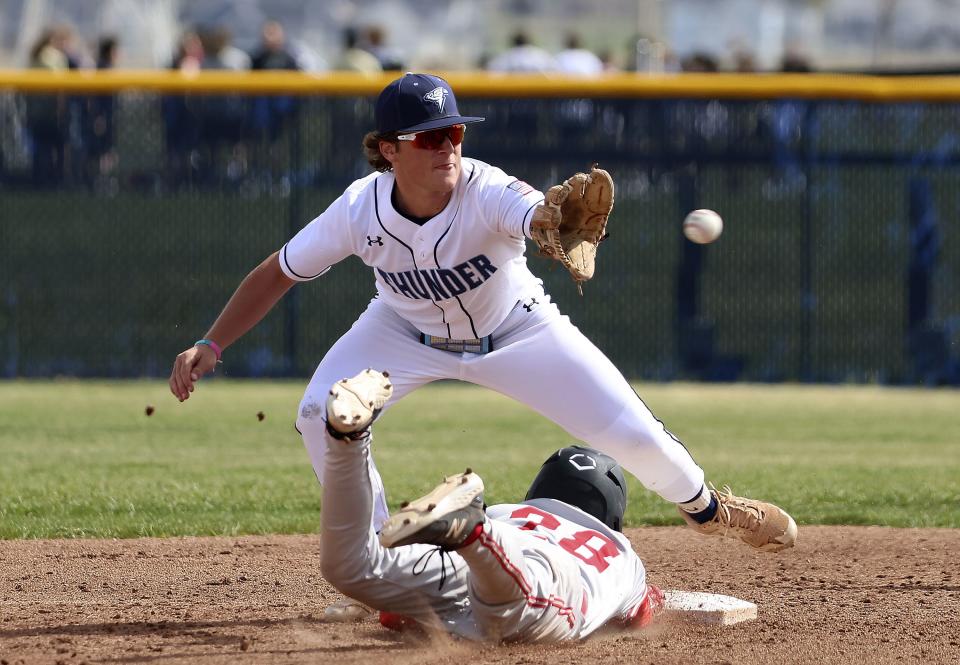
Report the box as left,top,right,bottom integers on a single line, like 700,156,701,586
423,86,448,113
367,235,384,247
522,297,539,312
568,453,597,471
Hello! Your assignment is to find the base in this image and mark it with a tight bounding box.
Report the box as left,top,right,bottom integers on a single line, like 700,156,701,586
662,590,758,626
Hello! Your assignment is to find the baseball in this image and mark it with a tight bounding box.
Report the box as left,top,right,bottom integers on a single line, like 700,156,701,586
683,209,723,244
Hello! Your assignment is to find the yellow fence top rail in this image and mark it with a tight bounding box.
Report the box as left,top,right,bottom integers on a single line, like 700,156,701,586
2,70,960,101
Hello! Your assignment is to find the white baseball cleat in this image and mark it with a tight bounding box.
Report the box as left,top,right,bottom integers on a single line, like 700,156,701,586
325,369,393,435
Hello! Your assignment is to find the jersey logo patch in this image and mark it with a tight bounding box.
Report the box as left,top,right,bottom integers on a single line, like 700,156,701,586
507,180,535,196
423,86,448,113
367,235,384,247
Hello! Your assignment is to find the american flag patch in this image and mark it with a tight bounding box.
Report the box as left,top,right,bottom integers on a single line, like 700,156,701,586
507,180,535,196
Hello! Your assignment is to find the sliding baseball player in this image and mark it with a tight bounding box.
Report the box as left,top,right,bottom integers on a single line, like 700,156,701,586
321,368,662,641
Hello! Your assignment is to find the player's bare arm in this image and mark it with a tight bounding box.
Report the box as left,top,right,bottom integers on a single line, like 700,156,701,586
169,251,296,402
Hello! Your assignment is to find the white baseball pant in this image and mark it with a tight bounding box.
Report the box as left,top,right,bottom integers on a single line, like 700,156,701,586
295,295,705,531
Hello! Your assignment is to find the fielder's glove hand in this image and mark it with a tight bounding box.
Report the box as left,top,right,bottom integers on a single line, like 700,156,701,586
530,165,614,294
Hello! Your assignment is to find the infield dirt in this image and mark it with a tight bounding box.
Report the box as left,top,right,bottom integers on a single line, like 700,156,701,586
1,526,957,664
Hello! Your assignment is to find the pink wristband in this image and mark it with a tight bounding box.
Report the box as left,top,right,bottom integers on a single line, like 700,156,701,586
194,338,222,361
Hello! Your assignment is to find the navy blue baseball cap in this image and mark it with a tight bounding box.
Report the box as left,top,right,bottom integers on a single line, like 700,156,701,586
375,73,485,134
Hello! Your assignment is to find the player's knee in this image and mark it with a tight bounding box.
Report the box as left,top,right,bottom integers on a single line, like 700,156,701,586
295,394,327,437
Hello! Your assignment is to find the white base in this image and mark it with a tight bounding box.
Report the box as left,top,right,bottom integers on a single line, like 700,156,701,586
662,590,758,626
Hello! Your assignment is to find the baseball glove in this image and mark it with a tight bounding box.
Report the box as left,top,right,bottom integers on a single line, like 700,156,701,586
530,165,614,294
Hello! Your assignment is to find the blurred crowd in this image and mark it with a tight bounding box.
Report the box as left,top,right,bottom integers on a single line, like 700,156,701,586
24,19,815,76
19,26,121,189
8,19,814,191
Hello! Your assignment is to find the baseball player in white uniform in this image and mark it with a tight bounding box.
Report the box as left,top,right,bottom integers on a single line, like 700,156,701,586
169,74,797,606
320,368,662,642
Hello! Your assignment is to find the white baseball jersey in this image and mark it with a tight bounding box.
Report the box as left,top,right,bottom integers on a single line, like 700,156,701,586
279,158,546,339
319,436,654,643
483,498,648,637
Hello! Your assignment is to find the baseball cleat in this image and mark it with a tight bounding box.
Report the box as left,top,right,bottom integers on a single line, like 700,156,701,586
680,486,798,553
326,368,393,435
379,469,486,550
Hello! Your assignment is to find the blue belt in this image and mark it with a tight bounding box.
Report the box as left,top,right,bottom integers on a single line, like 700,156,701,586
419,333,493,354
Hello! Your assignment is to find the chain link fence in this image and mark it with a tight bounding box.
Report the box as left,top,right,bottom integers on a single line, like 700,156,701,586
1,78,958,383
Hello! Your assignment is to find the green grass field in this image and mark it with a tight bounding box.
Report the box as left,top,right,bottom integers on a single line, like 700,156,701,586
1,380,957,539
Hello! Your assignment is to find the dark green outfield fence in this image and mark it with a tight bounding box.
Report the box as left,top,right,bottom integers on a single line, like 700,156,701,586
1,72,958,383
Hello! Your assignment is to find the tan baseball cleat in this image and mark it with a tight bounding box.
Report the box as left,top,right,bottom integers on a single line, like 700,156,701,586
379,470,486,550
326,369,393,435
679,486,798,553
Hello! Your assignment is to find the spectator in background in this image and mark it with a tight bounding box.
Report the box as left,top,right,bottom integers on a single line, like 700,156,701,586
363,25,403,70
162,31,205,187
728,39,757,73
198,27,251,184
475,51,492,69
86,36,120,188
26,30,67,187
250,21,300,139
337,27,382,73
598,49,620,72
49,24,89,69
250,20,299,71
486,31,556,73
96,36,119,70
47,24,91,187
249,20,300,190
681,52,720,72
29,29,69,70
200,26,251,71
555,33,604,75
485,31,555,139
781,50,813,72
625,34,677,73
173,30,204,72
733,50,758,73
763,48,813,196
553,34,603,134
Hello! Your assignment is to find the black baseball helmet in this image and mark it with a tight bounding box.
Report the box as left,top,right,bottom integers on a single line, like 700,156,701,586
524,445,628,531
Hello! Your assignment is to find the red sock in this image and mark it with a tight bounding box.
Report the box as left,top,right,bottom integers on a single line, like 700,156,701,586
456,522,485,549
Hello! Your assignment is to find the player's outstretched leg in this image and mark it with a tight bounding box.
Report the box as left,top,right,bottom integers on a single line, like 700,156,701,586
325,368,393,438
321,368,394,624
379,470,486,549
678,485,797,552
